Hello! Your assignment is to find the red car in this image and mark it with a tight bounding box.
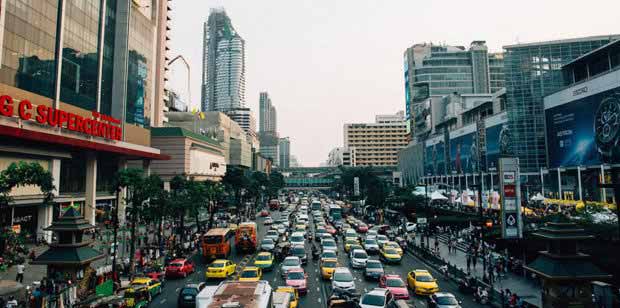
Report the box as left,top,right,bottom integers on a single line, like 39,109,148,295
165,258,195,278
357,224,368,233
260,210,270,217
285,268,308,295
325,226,337,235
379,274,409,300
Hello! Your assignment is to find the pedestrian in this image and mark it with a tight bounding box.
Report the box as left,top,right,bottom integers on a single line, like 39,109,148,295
472,253,477,270
434,236,439,252
466,255,471,273
488,266,494,284
15,262,25,283
482,253,487,271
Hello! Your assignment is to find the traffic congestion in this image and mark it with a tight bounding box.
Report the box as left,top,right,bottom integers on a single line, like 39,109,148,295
139,192,488,308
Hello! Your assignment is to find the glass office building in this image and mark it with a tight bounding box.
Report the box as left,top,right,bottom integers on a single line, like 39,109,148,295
504,35,620,173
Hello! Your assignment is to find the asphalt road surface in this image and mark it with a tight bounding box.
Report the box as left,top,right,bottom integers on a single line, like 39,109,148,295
156,210,485,307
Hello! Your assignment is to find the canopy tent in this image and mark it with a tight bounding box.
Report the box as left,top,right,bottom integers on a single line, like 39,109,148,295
531,193,545,201
412,186,427,196
431,191,448,201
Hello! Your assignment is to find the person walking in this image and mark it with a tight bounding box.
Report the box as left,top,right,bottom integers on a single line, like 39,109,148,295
466,254,471,273
15,262,25,283
472,252,478,270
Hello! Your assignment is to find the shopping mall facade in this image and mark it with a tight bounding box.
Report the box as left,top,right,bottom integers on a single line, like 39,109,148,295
399,36,620,205
0,0,170,241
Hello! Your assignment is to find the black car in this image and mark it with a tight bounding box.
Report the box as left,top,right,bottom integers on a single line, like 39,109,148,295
177,283,206,308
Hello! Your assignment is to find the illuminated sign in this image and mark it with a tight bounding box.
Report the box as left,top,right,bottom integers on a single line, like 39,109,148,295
0,95,122,141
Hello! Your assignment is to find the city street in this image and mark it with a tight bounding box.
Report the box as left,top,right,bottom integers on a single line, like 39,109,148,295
152,209,485,307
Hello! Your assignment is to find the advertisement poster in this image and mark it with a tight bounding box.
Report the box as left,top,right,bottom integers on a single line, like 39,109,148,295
485,124,503,170
450,131,476,174
546,87,620,168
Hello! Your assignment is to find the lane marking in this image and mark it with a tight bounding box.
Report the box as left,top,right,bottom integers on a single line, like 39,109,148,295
175,288,180,292
160,299,167,304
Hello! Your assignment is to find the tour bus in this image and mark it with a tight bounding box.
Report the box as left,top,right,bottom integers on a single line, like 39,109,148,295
196,281,272,308
328,204,343,221
202,228,233,260
235,222,258,252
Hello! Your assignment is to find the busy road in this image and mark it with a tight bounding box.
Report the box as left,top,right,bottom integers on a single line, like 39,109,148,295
150,196,486,307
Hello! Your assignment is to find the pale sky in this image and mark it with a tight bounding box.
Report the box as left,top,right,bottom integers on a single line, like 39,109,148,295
168,0,619,167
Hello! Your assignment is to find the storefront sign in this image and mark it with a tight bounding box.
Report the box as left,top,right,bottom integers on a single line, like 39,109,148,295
0,95,122,141
499,157,522,239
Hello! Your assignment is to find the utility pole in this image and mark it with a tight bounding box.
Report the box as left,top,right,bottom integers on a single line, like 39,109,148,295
598,167,620,238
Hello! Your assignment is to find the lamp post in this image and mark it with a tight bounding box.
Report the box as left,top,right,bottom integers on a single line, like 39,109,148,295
168,55,192,110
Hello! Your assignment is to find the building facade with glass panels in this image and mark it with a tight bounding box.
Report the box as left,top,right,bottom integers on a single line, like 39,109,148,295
0,0,170,239
503,35,620,173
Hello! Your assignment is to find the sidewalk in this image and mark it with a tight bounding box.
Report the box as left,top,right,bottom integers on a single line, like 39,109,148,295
416,233,542,307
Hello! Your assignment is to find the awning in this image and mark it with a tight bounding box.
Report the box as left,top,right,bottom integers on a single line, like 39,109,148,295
0,124,170,160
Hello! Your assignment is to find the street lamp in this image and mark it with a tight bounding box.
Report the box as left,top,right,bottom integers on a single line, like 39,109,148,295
168,55,191,110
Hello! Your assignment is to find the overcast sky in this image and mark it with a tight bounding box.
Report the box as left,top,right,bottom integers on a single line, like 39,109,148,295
168,0,619,167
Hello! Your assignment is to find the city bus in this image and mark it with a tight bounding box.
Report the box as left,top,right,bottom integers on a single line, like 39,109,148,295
328,204,343,221
202,228,234,260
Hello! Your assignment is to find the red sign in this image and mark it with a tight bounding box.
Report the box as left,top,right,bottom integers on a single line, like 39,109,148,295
504,184,516,198
0,95,122,141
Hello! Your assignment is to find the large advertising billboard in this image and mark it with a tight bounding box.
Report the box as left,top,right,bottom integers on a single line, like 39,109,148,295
546,87,620,168
485,123,507,171
450,131,476,174
424,140,445,176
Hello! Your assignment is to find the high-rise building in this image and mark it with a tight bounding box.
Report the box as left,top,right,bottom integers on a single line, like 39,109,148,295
226,107,257,137
0,0,170,232
259,132,280,166
404,41,504,138
344,112,408,166
278,137,291,169
201,8,246,112
259,92,277,133
289,155,301,167
154,0,173,126
326,147,356,167
504,35,620,172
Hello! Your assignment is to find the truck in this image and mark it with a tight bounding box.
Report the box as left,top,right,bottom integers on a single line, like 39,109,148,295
235,222,257,253
195,280,273,308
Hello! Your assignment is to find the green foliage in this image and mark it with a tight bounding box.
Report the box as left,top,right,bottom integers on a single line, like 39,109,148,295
333,166,390,206
0,161,55,207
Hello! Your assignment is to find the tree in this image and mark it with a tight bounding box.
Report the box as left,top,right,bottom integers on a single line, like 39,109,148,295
0,162,55,224
113,168,162,273
222,166,250,219
267,171,285,199
206,181,225,230
366,176,388,208
170,175,189,247
247,171,269,211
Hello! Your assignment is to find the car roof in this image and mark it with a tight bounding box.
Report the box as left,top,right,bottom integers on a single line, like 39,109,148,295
212,259,229,264
367,288,389,296
287,268,304,273
257,252,271,256
334,267,351,273
284,256,300,260
131,277,151,283
352,249,367,254
171,258,186,263
384,274,402,279
414,270,432,276
434,292,455,297
291,232,304,236
243,266,259,271
321,258,338,262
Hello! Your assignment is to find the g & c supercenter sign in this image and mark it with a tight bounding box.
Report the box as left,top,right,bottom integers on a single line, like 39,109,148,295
0,95,122,141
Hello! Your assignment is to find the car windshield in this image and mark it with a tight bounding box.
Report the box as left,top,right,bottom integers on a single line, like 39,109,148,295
241,270,258,278
323,240,336,246
204,235,223,244
287,271,305,280
416,275,434,282
181,288,198,296
385,249,399,255
323,261,337,268
333,272,353,282
366,262,382,269
386,278,405,287
436,296,459,305
353,252,368,259
291,247,305,254
256,254,271,261
210,262,225,268
291,236,304,242
262,239,274,245
169,262,182,267
361,294,385,306
365,239,377,245
378,236,388,240
322,252,337,258
284,259,300,266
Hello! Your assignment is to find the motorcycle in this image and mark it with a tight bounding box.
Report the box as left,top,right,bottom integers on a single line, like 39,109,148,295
473,287,489,305
311,245,320,261
458,276,477,294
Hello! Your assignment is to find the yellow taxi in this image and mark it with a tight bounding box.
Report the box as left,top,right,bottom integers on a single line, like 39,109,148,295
320,258,338,280
295,224,306,231
383,241,403,256
238,266,262,281
380,247,402,264
253,252,274,271
206,259,236,279
407,270,439,295
129,277,162,298
344,239,360,253
276,286,299,308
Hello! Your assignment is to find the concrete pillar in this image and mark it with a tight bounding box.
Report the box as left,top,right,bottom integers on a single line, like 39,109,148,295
85,152,97,225
557,168,562,199
577,167,583,201
118,159,128,225
37,159,61,243
601,165,607,202
540,168,545,197
465,174,469,190
490,172,494,192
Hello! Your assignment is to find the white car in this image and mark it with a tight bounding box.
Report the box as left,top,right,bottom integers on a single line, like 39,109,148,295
265,230,279,242
290,232,305,246
359,288,393,308
281,256,302,277
405,222,417,233
321,239,338,252
350,249,369,269
376,235,389,247
332,267,356,292
260,238,275,251
364,238,380,253
264,217,273,225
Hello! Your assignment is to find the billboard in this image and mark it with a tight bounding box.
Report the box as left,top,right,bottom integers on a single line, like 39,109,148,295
546,87,620,168
412,83,430,102
449,131,476,174
485,123,508,171
424,140,445,175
